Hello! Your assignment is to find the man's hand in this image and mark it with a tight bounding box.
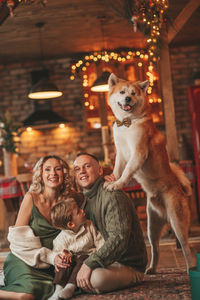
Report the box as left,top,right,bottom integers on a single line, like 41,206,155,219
76,263,93,291
104,173,116,182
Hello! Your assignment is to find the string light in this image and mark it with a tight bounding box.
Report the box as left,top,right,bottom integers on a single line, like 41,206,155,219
69,49,160,111
59,123,65,128
70,49,149,81
131,0,169,65
149,97,162,104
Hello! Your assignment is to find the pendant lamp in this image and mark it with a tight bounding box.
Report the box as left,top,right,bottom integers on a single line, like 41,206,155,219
28,78,63,99
28,22,63,100
91,71,110,92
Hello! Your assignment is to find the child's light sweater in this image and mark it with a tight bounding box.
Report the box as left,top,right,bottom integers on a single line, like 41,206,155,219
40,219,104,265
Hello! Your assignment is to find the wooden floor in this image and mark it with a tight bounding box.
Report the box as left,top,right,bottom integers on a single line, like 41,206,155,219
146,224,200,270
147,238,200,270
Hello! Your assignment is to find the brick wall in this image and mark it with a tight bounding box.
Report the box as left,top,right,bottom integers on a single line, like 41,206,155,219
0,58,104,173
170,44,200,161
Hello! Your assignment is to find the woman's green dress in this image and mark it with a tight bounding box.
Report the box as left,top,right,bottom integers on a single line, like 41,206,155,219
0,204,60,300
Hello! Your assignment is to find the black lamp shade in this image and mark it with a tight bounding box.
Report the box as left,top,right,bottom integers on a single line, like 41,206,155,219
91,71,110,92
28,78,63,99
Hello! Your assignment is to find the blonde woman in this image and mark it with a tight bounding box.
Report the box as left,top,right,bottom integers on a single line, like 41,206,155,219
0,155,75,300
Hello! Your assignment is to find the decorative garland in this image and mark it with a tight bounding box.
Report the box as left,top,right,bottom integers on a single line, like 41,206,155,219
69,48,158,112
69,0,169,85
69,48,154,88
131,0,169,64
102,0,169,65
70,48,148,76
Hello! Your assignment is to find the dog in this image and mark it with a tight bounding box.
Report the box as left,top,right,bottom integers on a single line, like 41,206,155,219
105,73,194,273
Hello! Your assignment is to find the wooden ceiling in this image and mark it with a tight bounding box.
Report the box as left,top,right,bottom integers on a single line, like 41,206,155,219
0,0,200,64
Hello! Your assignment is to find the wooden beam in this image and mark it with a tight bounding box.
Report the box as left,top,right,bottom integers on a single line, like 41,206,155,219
160,26,179,162
97,93,110,163
168,0,200,43
97,93,108,126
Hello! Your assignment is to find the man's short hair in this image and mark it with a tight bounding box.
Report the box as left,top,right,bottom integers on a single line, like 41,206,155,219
75,152,99,163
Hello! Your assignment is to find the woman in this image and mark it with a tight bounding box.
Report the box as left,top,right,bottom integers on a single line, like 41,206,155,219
0,155,73,300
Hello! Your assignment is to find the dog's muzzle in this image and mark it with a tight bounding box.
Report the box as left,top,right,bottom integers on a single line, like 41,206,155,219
118,101,134,112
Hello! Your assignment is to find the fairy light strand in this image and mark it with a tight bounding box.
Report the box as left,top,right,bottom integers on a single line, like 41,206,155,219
131,0,169,65
70,49,149,81
69,49,162,111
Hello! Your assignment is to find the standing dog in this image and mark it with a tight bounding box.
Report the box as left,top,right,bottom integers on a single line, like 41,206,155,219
105,73,194,273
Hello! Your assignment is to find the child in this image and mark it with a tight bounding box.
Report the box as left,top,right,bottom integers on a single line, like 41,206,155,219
44,196,104,300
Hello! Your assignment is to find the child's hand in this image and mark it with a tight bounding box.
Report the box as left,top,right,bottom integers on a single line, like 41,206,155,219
62,249,72,265
54,250,72,272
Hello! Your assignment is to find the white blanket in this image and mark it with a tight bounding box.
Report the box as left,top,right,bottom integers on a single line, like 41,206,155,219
8,225,54,268
0,270,4,286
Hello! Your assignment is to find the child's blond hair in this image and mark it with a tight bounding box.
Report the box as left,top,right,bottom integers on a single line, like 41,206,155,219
50,197,77,230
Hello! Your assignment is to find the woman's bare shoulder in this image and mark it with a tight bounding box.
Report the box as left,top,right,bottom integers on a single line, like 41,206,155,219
15,192,35,226
21,191,33,203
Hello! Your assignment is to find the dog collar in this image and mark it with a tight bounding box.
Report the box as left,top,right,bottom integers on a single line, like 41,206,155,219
116,117,131,127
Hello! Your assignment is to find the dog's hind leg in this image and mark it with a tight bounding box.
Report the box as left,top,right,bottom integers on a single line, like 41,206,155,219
146,203,166,274
169,213,194,273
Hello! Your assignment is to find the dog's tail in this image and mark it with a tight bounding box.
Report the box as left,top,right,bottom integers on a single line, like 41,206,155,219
170,162,192,196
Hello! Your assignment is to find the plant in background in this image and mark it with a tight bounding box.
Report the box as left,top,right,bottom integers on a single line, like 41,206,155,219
0,110,23,153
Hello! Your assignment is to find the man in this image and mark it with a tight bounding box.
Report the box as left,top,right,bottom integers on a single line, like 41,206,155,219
73,153,147,293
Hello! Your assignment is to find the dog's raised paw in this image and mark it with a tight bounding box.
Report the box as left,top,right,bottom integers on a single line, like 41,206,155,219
103,181,111,189
105,182,122,191
104,182,115,191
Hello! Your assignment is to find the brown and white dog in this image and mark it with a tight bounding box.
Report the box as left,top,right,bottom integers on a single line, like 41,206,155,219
105,73,194,273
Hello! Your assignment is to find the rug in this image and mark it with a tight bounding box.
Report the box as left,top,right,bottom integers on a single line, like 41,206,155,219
72,268,192,299
0,267,192,299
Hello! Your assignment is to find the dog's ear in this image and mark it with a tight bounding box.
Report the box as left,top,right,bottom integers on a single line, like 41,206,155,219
137,80,149,92
108,73,119,88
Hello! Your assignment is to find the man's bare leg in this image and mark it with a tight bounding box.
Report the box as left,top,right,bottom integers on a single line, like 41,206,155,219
90,262,144,293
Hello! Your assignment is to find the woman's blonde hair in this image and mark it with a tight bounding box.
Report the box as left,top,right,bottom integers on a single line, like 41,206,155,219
50,198,77,230
29,155,72,199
